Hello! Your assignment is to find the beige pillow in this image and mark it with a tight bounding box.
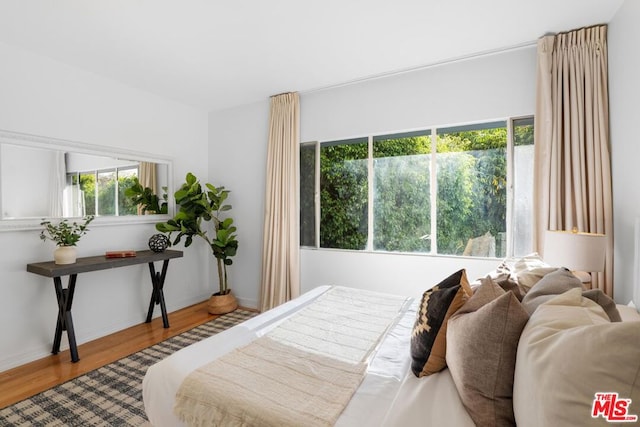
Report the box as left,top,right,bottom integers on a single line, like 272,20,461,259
513,289,640,427
521,267,582,315
515,266,557,294
447,277,529,426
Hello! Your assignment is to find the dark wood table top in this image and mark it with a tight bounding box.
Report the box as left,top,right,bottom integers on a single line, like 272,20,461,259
27,249,183,278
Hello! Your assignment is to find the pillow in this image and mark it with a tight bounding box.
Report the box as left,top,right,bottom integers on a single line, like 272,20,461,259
447,277,529,427
618,304,640,322
470,262,523,300
514,266,557,294
582,289,621,322
508,252,549,275
521,267,582,315
513,288,640,427
410,269,472,377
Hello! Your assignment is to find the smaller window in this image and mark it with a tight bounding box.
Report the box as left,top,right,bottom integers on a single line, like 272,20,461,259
320,138,368,250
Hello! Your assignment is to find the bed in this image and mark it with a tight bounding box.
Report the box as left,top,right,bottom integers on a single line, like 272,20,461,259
143,263,640,427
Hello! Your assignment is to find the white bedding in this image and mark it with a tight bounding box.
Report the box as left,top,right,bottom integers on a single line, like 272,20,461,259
142,286,475,426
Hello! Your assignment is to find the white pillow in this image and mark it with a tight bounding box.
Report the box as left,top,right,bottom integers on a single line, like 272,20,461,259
513,289,640,427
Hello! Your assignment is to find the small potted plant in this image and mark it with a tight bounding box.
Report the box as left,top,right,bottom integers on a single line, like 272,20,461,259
40,215,95,264
156,173,239,314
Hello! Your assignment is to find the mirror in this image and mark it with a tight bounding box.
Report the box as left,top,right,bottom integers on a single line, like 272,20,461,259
0,129,173,230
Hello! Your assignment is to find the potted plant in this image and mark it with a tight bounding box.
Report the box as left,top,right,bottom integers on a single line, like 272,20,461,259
40,215,95,264
124,177,168,214
156,173,239,314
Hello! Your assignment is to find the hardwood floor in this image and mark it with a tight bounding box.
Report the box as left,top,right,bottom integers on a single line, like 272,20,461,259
0,300,251,409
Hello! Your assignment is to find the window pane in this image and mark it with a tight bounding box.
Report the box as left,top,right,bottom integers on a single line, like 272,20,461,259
436,124,507,257
373,133,431,252
320,139,368,249
118,168,139,216
512,118,534,256
97,170,116,216
79,172,96,216
300,143,316,247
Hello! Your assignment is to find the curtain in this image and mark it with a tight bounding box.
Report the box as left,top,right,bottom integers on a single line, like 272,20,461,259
139,161,158,194
534,25,613,296
138,161,157,214
259,92,301,311
49,151,66,217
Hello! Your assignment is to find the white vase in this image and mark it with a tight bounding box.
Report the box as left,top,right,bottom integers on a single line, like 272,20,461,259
54,246,77,265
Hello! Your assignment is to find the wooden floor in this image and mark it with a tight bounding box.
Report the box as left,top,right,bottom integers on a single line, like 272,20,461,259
0,300,248,409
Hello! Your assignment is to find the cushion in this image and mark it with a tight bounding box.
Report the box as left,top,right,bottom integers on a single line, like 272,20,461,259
619,304,640,322
410,269,472,377
447,277,529,427
521,267,582,315
514,266,557,294
513,288,640,427
508,252,549,275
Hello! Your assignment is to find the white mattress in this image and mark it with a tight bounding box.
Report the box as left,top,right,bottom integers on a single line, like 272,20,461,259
142,286,474,426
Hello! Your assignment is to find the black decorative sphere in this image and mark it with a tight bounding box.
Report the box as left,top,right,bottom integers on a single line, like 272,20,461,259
148,234,170,252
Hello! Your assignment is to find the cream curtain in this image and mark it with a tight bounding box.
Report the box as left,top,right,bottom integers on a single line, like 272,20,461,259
49,151,66,217
260,92,301,311
139,161,158,194
534,25,613,296
138,161,157,214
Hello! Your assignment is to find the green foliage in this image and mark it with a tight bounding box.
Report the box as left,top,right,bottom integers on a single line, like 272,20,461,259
373,136,431,252
123,177,168,214
317,127,510,257
155,173,238,294
320,142,368,249
40,216,94,247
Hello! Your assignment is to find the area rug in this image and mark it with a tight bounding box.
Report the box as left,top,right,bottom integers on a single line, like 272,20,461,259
0,309,256,427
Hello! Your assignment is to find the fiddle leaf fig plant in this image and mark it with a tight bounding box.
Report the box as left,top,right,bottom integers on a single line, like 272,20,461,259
124,177,168,214
155,173,238,295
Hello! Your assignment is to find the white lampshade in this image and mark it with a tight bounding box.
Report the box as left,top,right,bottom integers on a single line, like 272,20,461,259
543,229,606,272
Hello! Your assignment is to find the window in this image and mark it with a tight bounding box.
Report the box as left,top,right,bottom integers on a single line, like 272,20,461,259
319,138,368,250
67,166,139,217
300,117,534,258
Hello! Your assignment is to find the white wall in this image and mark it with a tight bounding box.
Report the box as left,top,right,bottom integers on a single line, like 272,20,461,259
300,47,537,298
0,40,210,371
609,0,640,305
208,101,270,308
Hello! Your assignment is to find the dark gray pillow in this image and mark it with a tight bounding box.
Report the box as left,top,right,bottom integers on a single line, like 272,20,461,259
521,268,582,315
582,289,622,322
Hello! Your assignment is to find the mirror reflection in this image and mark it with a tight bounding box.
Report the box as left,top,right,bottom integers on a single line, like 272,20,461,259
0,139,170,220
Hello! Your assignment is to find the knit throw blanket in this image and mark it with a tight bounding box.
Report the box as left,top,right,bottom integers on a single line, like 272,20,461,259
174,286,411,427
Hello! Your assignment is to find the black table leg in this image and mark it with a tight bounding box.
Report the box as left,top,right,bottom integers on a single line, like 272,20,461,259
52,274,79,363
146,260,170,328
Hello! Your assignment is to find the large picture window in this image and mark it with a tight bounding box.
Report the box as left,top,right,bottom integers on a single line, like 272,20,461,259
300,117,534,258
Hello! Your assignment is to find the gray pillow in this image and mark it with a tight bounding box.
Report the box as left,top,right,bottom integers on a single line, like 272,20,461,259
582,289,622,322
521,268,581,315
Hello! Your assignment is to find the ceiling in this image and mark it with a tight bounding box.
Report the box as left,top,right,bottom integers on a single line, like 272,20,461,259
0,1,624,112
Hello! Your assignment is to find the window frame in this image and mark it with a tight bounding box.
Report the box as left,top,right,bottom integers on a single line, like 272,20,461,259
300,116,534,259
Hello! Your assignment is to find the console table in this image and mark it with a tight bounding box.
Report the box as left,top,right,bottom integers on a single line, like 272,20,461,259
27,249,183,363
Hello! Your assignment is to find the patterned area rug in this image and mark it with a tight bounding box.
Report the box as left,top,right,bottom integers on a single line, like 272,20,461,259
0,309,256,427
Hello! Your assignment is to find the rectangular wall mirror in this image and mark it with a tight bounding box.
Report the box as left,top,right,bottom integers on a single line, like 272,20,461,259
0,129,173,230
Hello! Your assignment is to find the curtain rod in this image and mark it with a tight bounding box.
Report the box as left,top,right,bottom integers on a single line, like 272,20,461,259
301,40,537,95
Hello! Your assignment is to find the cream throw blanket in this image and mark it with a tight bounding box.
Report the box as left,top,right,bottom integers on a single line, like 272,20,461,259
174,286,410,427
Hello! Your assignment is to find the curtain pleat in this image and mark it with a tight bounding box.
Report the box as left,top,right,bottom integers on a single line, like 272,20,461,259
260,92,300,311
534,25,613,296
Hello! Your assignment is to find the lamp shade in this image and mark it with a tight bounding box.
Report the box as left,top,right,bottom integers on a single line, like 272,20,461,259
543,230,606,272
